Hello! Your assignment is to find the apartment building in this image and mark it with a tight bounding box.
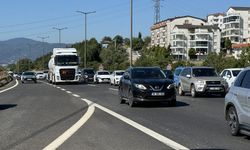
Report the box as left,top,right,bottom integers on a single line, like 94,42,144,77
171,24,221,60
151,16,206,48
151,16,220,60
207,13,225,29
222,7,250,43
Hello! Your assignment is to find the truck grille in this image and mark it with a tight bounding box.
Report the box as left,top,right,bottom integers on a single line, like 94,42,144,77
60,69,75,80
206,81,221,85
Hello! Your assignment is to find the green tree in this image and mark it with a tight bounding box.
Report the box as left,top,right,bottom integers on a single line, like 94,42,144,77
188,48,196,60
113,35,123,45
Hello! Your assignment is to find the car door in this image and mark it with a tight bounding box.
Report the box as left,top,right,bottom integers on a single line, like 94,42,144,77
182,68,191,92
179,68,188,91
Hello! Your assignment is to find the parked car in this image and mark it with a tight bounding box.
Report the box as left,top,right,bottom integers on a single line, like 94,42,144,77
21,71,37,83
110,70,125,85
81,68,95,83
119,67,176,107
36,72,46,80
178,67,228,97
173,66,184,87
94,70,110,83
225,67,250,136
13,73,21,80
220,68,243,88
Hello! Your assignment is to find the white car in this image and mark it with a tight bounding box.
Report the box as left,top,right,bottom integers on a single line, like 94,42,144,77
36,72,46,80
94,70,110,83
220,68,243,87
110,70,125,85
225,67,250,136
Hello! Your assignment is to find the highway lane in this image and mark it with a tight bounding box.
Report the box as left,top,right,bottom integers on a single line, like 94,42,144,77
0,81,88,150
58,82,250,150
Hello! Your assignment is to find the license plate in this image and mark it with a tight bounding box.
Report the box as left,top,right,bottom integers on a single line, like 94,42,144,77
27,79,32,81
151,92,165,96
210,87,220,90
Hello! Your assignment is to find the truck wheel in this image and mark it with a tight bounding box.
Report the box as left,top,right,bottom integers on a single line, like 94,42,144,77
226,106,239,136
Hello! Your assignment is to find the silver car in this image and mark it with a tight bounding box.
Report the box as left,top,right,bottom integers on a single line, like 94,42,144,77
225,67,250,136
178,67,228,97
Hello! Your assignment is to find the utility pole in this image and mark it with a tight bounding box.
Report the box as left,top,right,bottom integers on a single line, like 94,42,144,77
52,27,67,44
27,44,32,70
38,36,49,71
76,10,96,68
130,0,133,67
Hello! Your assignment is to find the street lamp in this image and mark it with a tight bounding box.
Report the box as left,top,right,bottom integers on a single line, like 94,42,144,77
37,36,49,71
76,10,96,68
52,27,67,44
130,0,133,67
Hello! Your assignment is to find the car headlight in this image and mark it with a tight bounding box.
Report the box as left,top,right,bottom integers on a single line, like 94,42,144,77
134,84,147,90
197,80,205,84
167,83,175,89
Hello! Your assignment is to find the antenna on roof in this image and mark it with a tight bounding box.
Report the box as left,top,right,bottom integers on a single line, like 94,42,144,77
153,0,163,23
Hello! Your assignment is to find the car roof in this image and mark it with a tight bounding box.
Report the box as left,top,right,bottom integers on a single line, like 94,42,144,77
222,68,244,71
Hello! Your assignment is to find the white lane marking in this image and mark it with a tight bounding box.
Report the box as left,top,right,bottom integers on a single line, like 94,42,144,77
109,88,118,91
87,84,96,87
66,91,72,94
94,104,189,150
0,79,19,94
72,94,80,98
61,88,66,91
43,100,95,150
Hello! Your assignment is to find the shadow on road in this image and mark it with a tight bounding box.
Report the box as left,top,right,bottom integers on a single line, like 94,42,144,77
134,101,189,108
0,104,17,111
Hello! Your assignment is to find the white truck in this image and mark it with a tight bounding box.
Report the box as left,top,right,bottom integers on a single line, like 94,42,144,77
48,48,80,84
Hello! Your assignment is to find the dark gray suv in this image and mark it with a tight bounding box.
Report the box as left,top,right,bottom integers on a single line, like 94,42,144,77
178,67,228,97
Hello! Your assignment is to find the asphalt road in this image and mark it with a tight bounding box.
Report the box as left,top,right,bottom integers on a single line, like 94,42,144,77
0,80,250,150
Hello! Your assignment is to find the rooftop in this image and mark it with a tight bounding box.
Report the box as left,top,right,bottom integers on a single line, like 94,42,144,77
230,6,250,11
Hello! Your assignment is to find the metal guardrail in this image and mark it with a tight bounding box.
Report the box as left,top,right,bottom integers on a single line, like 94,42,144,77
0,71,12,87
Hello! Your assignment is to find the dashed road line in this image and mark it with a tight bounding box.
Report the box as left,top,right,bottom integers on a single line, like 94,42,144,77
43,81,189,150
87,84,96,87
109,88,118,91
0,79,19,94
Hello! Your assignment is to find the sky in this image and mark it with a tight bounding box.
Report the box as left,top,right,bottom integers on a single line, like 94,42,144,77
0,0,249,44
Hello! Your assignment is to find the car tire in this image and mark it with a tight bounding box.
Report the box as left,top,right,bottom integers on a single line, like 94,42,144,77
191,85,197,98
178,84,184,96
226,106,240,136
128,90,135,107
118,88,125,104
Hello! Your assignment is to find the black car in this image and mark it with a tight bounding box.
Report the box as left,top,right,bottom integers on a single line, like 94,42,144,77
81,68,95,83
21,71,37,83
119,67,176,107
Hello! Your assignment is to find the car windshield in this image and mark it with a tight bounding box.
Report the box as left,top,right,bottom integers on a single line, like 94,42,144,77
193,68,218,77
55,55,79,66
232,70,241,77
132,68,166,79
174,69,183,76
37,73,43,75
116,72,124,76
84,70,94,74
98,72,109,75
23,72,35,75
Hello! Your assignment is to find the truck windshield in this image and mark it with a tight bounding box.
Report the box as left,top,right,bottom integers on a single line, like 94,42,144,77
55,55,78,66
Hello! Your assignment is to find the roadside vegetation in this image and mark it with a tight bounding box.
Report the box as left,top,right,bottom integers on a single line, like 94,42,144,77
5,34,250,73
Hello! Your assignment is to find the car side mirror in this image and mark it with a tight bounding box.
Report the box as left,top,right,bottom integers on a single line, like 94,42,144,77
186,74,191,78
227,75,231,79
124,75,130,80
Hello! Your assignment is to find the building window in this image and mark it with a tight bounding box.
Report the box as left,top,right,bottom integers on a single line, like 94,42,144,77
184,20,189,24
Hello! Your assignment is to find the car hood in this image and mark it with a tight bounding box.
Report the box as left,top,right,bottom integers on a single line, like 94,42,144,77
97,75,110,78
132,79,173,85
194,76,223,81
23,75,36,78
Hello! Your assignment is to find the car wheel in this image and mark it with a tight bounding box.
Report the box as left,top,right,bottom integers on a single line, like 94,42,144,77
178,84,184,96
191,85,197,98
118,88,125,104
128,90,135,107
226,106,240,136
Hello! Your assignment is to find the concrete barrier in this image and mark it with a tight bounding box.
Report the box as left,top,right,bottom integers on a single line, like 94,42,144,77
0,71,13,87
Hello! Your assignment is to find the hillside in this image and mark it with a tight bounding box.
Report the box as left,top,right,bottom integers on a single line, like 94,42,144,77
0,38,70,64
